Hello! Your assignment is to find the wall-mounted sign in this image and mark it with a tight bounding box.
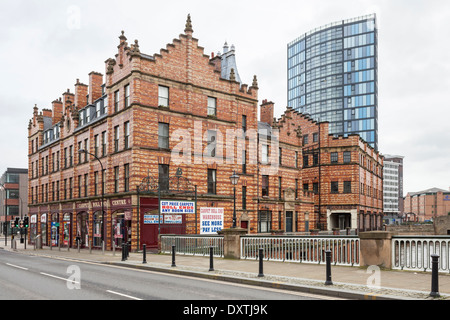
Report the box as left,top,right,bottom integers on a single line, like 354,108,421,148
160,200,195,214
164,215,183,224
200,207,224,234
144,215,160,224
143,214,183,224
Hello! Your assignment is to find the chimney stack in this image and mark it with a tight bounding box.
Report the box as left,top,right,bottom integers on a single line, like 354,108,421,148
62,89,75,111
88,72,103,105
42,108,52,118
75,78,88,108
260,99,274,125
52,98,63,125
210,54,221,73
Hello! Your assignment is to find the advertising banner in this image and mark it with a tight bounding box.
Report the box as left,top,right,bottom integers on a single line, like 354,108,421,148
164,215,183,224
200,207,224,234
160,200,195,214
144,215,160,224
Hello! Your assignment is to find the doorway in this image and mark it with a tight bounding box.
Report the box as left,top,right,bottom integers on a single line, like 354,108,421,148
41,214,47,246
286,211,293,233
51,213,59,247
93,211,104,247
63,213,71,247
112,211,131,249
76,212,89,247
330,212,351,230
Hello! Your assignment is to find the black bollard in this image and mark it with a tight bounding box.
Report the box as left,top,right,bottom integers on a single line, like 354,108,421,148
325,250,333,285
143,244,147,264
171,245,176,267
127,242,130,258
258,248,264,277
430,254,440,298
121,243,126,261
209,246,214,271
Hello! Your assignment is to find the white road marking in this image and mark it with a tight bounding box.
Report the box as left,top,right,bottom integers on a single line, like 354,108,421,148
17,256,343,300
106,290,142,300
6,263,29,270
40,272,80,285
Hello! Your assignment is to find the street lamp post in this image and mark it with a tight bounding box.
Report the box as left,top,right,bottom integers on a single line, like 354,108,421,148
229,171,240,228
78,148,105,251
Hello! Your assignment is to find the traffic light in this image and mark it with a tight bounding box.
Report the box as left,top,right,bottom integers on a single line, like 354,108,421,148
23,216,29,228
14,217,19,228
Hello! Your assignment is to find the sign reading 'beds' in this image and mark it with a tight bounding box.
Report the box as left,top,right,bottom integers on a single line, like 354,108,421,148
160,201,195,214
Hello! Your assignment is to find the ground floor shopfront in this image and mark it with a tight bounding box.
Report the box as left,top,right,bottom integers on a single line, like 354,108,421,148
27,191,320,251
27,194,247,251
28,197,138,250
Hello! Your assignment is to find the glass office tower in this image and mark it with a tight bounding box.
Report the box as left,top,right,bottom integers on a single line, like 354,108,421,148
287,14,378,150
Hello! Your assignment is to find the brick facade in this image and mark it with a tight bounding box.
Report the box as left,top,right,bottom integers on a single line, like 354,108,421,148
27,15,382,252
260,102,384,232
404,188,450,222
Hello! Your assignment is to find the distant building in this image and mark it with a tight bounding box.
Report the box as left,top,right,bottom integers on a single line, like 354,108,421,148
404,187,450,222
0,168,28,235
382,155,404,224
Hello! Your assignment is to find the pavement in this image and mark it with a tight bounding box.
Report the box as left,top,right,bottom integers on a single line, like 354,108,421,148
1,237,450,300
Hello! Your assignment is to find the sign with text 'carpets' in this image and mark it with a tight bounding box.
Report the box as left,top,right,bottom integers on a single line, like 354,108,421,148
160,200,195,214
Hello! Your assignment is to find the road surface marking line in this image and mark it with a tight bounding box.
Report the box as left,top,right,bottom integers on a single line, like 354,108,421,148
106,290,142,300
40,272,80,284
6,263,29,270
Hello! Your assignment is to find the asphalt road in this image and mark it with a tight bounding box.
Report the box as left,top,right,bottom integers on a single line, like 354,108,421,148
0,249,339,301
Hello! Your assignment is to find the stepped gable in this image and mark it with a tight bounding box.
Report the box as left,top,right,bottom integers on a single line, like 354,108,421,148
268,104,329,144
271,105,382,156
105,14,257,100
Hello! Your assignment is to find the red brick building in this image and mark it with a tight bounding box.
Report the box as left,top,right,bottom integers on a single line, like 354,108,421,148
404,188,450,222
27,15,382,252
28,15,280,251
260,101,384,233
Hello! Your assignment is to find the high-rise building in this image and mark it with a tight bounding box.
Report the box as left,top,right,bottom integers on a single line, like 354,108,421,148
382,155,404,224
287,14,378,150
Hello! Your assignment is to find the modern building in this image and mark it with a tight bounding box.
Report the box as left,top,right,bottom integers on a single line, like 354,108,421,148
287,14,378,150
404,187,450,222
0,168,28,235
382,154,404,224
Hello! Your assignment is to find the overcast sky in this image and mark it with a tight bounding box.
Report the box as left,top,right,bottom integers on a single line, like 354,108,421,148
0,0,449,195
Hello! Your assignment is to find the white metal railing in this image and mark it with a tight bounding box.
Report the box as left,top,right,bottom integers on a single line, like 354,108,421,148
240,236,360,266
392,236,450,272
160,235,224,257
